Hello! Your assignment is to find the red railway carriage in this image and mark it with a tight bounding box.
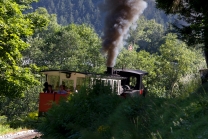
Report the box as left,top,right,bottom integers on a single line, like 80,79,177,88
38,70,87,116
38,68,148,116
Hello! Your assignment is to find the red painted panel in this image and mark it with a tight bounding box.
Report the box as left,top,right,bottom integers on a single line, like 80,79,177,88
54,94,69,104
39,93,55,112
140,89,143,95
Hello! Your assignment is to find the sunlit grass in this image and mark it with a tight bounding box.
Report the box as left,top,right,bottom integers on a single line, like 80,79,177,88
0,111,39,136
0,124,26,136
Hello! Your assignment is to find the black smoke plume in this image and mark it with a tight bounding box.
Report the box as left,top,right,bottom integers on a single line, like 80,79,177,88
101,0,147,67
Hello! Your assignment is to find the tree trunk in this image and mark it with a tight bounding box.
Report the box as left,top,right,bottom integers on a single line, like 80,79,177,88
199,26,208,84
204,47,208,68
204,23,208,68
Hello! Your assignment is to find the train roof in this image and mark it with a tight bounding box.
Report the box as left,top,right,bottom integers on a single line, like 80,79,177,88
40,70,127,81
40,70,88,75
114,69,148,75
40,69,148,78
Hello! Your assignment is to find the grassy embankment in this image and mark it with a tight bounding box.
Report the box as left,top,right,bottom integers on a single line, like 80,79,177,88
37,82,208,139
1,82,208,138
0,112,38,136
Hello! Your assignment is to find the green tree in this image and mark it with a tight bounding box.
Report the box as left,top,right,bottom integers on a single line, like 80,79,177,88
156,0,208,67
158,33,205,97
31,0,173,35
115,48,164,96
0,0,48,97
127,16,164,53
116,34,205,97
115,48,138,69
24,23,105,73
22,9,61,67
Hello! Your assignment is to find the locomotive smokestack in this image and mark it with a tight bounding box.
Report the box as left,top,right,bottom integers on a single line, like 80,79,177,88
107,67,113,75
100,0,147,67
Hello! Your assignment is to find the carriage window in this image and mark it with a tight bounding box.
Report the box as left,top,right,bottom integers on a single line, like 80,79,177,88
62,79,74,92
90,78,96,86
48,75,60,91
129,76,137,87
101,79,106,86
77,77,85,90
108,80,111,85
77,77,84,85
113,80,118,92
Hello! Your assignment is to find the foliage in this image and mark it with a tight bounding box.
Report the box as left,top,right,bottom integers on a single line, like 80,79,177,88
38,81,208,139
38,82,123,139
115,48,138,69
0,116,7,125
115,34,205,98
155,0,208,66
127,16,165,53
0,112,39,136
0,84,40,131
0,123,23,136
0,0,48,97
155,0,208,45
0,85,41,120
27,2,205,99
22,8,61,67
31,0,174,35
0,89,41,138
158,33,205,97
1,1,207,137
24,23,106,73
9,111,39,129
32,0,103,34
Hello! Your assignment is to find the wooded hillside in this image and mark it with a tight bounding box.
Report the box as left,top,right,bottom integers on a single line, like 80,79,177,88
31,0,174,34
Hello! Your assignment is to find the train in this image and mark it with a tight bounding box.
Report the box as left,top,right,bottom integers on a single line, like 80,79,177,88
38,67,148,116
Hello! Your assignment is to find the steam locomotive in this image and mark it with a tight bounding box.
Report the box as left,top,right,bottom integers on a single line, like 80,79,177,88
38,67,148,116
104,67,148,97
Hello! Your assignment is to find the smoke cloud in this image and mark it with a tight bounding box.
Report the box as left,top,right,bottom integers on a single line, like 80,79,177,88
101,0,147,67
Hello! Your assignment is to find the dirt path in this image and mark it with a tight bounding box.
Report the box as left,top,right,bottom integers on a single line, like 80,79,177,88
0,130,42,139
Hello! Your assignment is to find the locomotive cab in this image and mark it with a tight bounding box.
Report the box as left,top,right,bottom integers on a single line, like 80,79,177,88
113,68,148,97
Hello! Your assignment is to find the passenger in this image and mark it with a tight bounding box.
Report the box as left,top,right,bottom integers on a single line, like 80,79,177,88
45,85,54,93
66,88,71,94
63,85,70,93
57,85,67,94
63,85,67,91
43,82,48,93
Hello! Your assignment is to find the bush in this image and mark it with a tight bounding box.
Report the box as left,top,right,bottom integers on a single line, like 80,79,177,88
38,82,123,139
0,116,7,125
38,82,208,139
0,86,40,121
9,111,39,129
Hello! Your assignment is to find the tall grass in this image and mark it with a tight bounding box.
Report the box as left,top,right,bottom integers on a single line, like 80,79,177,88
0,115,25,135
0,85,41,135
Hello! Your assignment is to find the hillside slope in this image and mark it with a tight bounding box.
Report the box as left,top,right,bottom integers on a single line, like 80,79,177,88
31,0,174,34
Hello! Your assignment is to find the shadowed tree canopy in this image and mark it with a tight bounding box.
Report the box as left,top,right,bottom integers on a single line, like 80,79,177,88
155,0,208,67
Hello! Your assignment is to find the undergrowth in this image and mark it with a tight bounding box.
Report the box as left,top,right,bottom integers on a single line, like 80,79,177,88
37,82,208,139
0,114,36,136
